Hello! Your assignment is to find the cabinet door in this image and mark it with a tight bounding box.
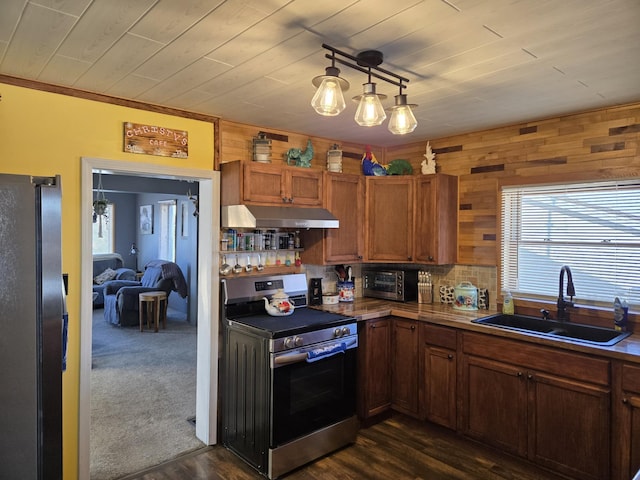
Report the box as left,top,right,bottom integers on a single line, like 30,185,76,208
414,174,458,264
243,162,285,204
357,318,392,419
616,363,640,480
423,345,456,429
392,319,419,416
462,355,527,456
324,173,364,262
529,371,610,480
287,168,323,206
365,177,414,262
622,394,640,480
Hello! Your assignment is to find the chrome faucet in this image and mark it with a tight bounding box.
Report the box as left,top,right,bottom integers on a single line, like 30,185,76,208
557,265,575,321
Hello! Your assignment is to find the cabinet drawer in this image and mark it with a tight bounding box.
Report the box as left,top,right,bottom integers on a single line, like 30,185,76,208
462,332,610,386
421,323,456,349
622,363,640,393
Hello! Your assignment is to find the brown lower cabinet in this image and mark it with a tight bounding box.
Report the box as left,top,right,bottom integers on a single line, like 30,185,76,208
420,323,457,429
391,318,420,416
460,332,610,480
613,362,640,480
357,317,392,419
356,319,635,479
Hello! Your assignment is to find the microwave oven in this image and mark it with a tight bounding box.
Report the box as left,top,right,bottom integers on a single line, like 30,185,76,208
362,269,418,302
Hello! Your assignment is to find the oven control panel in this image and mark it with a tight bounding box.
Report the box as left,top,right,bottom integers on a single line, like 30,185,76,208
334,326,352,338
272,322,357,353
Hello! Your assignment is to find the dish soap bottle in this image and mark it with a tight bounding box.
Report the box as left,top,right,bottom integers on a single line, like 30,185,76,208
503,290,514,315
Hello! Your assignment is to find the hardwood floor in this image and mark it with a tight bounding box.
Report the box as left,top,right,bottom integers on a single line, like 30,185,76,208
122,414,567,480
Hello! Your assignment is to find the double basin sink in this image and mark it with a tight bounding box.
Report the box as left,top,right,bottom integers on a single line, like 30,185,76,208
472,313,631,346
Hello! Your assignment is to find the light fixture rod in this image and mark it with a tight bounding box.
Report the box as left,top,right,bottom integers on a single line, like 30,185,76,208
321,43,409,90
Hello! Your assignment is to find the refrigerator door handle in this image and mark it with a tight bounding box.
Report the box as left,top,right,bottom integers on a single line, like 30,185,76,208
62,275,68,372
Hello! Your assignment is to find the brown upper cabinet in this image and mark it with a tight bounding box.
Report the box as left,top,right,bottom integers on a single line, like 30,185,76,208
301,172,364,265
365,174,458,264
365,176,415,262
222,161,458,266
414,174,458,264
220,160,323,207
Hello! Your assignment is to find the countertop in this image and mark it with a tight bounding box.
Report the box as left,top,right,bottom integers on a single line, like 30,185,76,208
312,298,640,364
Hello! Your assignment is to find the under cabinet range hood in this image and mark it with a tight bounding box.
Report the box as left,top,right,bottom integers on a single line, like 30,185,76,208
221,204,339,229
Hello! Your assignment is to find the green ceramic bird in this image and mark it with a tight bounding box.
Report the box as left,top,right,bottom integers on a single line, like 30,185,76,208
385,159,413,175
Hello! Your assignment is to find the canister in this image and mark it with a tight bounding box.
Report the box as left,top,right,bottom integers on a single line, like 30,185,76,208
337,280,354,302
453,281,478,310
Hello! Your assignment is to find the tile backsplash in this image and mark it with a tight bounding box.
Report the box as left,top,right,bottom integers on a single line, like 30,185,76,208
303,263,497,310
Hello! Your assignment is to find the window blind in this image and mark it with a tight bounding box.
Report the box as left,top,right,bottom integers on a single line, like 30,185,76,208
501,180,640,306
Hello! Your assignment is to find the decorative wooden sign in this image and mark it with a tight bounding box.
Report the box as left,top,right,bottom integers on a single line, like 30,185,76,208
124,122,188,158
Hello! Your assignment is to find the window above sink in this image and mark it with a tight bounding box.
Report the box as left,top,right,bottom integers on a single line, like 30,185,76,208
500,179,640,309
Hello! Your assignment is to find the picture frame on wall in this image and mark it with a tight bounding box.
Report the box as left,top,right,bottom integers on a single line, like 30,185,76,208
140,205,153,234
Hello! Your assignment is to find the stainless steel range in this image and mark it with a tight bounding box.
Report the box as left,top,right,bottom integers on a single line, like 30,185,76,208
221,273,358,479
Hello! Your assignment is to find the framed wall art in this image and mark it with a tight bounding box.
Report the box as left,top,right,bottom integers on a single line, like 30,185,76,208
140,205,153,234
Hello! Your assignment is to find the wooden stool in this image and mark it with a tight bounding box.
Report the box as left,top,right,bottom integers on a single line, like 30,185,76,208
138,291,168,332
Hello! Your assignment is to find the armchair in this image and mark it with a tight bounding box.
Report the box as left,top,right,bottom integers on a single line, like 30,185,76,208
103,260,187,327
92,253,136,307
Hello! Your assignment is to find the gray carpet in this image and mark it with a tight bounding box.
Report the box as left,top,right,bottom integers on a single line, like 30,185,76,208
90,308,204,479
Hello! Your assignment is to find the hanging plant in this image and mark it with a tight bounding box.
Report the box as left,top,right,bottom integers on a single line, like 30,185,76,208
93,172,110,237
93,198,109,216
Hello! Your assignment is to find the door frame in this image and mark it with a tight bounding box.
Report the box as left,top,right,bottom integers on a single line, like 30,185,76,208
78,157,219,478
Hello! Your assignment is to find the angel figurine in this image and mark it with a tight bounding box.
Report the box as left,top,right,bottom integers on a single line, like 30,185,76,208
421,141,436,175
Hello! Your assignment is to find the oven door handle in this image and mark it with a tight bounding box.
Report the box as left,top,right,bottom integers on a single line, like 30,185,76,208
273,338,356,367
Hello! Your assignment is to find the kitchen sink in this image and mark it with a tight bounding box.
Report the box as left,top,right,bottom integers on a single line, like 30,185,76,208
472,313,631,346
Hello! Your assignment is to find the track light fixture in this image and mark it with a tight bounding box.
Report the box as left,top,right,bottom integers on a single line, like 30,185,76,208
311,44,417,134
311,51,349,116
387,82,418,135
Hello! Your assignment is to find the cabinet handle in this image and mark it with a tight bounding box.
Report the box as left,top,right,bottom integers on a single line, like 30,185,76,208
527,373,534,380
623,397,628,404
447,354,454,360
516,371,523,377
411,325,416,331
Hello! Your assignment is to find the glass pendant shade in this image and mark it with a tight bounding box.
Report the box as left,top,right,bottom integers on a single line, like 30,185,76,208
354,83,386,127
387,94,418,135
311,66,349,116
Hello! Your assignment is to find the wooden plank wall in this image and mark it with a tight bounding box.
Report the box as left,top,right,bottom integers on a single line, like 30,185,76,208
218,119,379,175
220,103,640,267
386,103,640,266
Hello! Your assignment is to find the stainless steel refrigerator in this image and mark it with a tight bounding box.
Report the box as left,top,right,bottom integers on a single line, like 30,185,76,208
0,174,65,479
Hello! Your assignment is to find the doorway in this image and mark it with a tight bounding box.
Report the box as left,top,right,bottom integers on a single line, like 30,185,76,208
78,158,219,479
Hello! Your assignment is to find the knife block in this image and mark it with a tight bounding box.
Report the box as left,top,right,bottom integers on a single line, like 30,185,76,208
418,284,433,304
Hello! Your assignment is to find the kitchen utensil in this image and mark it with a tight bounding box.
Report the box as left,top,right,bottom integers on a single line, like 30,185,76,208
245,255,253,272
220,255,232,276
346,266,352,282
233,255,243,274
256,253,264,271
335,264,346,281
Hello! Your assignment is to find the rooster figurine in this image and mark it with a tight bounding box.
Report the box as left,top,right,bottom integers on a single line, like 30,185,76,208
286,139,314,167
361,145,413,176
